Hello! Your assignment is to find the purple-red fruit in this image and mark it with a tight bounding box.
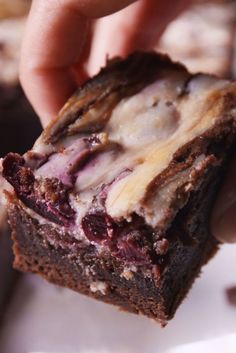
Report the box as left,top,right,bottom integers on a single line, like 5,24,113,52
82,212,116,243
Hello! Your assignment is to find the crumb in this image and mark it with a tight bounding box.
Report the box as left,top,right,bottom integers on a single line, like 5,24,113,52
90,281,108,295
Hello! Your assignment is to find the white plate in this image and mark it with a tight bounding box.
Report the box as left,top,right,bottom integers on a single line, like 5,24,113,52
167,333,236,353
0,244,236,353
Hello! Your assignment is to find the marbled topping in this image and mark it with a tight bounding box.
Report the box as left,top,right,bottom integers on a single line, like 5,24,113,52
28,61,235,227
104,74,230,220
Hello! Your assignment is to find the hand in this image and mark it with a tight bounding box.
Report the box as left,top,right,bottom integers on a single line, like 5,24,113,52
19,0,190,126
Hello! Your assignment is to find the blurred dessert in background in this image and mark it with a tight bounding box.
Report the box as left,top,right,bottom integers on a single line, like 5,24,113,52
0,0,30,19
0,17,41,157
158,1,236,77
0,18,25,85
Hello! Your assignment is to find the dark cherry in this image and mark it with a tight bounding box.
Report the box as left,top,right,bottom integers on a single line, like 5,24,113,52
82,212,116,243
82,211,154,265
114,233,151,265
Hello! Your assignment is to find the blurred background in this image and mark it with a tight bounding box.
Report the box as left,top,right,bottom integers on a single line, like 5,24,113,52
0,0,41,327
0,1,236,353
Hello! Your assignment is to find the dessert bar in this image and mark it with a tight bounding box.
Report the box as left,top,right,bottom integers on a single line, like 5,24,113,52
3,52,236,324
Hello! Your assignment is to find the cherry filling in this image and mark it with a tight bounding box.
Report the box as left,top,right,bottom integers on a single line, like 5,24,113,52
81,212,117,243
3,153,168,265
3,142,168,265
3,153,75,226
114,233,152,265
81,212,160,265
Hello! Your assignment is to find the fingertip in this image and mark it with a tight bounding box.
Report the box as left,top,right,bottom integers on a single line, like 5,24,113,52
19,0,91,125
88,0,191,76
20,61,78,125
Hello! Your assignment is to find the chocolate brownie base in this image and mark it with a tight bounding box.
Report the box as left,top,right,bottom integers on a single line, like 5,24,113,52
3,52,236,324
9,163,220,324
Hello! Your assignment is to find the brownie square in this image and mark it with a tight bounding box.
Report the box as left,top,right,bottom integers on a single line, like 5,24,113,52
3,52,236,325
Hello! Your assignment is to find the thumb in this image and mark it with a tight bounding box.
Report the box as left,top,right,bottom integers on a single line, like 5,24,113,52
211,154,236,243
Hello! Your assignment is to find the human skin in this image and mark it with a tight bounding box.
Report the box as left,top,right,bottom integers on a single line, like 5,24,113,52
19,0,236,243
19,0,190,124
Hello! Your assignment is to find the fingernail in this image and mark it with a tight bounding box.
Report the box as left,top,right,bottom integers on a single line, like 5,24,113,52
212,195,236,243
